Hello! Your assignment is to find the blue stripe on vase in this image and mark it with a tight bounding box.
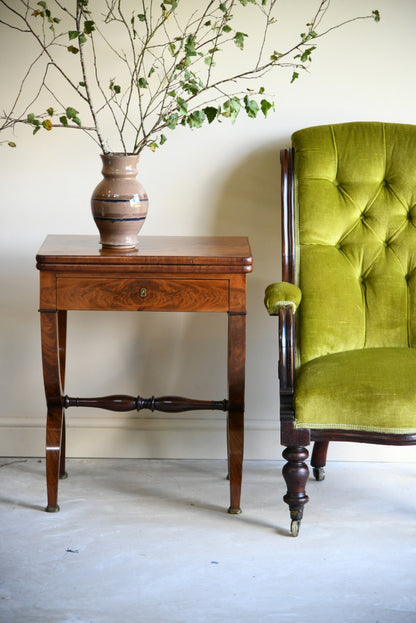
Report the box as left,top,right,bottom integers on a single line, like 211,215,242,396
94,216,146,223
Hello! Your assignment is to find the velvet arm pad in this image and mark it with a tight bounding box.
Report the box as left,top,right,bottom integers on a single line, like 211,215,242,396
264,282,302,315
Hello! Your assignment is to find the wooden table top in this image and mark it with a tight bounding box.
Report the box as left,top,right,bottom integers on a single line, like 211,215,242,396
36,235,253,271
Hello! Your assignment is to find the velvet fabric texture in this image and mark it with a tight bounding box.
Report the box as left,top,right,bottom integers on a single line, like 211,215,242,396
264,282,302,315
295,348,416,432
291,122,416,432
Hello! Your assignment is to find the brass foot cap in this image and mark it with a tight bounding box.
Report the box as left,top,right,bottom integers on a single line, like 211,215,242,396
59,472,68,480
227,507,242,515
45,505,60,513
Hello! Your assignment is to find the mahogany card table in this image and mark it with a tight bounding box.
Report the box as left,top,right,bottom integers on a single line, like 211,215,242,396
37,235,253,513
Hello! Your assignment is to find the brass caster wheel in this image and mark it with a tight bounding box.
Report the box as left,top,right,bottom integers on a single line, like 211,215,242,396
290,520,300,537
45,504,60,513
59,471,68,480
313,467,325,481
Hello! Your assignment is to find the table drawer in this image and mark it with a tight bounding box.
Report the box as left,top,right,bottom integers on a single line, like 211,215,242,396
57,277,229,311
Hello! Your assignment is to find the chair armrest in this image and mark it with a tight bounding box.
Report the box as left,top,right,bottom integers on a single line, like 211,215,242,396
264,282,302,315
264,282,299,409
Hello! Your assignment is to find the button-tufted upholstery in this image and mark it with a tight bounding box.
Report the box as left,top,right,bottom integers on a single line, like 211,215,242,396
290,122,416,432
294,122,416,363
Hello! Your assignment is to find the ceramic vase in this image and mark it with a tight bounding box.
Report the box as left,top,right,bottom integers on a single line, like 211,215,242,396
91,153,149,248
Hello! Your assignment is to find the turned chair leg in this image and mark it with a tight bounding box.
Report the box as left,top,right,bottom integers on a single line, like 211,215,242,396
282,446,309,537
311,441,329,481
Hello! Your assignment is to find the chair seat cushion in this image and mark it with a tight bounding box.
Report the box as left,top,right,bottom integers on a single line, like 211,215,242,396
294,347,416,433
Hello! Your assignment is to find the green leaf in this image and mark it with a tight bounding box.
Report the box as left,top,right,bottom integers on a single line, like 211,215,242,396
68,30,79,40
37,1,47,8
149,142,158,151
79,81,86,87
78,33,87,45
187,110,206,128
234,32,248,50
372,10,381,22
73,116,82,127
84,20,95,34
295,46,316,63
290,71,299,83
8,141,16,148
165,112,179,129
66,107,79,119
222,97,241,123
27,113,36,124
160,134,167,145
138,13,146,22
180,78,200,95
67,45,79,54
238,0,256,5
168,42,176,56
203,106,218,124
190,111,205,128
185,35,197,58
109,80,120,93
219,3,227,12
47,107,54,116
138,78,148,88
33,126,41,135
222,24,232,33
176,97,188,115
60,116,68,127
301,31,316,43
244,95,259,119
167,90,177,98
42,119,53,131
260,99,274,117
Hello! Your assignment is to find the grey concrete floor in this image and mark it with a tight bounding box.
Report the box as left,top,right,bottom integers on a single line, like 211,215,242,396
0,458,415,623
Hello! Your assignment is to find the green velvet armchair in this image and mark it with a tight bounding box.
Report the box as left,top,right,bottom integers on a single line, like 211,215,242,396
265,122,416,536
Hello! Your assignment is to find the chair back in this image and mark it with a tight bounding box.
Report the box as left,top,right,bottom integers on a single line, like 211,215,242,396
292,122,416,365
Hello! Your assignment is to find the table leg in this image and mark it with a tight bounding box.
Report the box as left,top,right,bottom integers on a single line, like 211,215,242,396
227,312,246,514
40,311,66,512
58,311,68,480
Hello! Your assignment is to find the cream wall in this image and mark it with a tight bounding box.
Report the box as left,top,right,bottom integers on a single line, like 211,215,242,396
1,0,415,462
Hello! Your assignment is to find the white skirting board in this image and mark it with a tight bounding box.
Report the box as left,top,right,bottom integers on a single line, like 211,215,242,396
0,415,416,462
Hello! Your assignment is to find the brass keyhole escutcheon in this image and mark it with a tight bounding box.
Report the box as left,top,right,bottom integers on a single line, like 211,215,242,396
140,287,147,298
